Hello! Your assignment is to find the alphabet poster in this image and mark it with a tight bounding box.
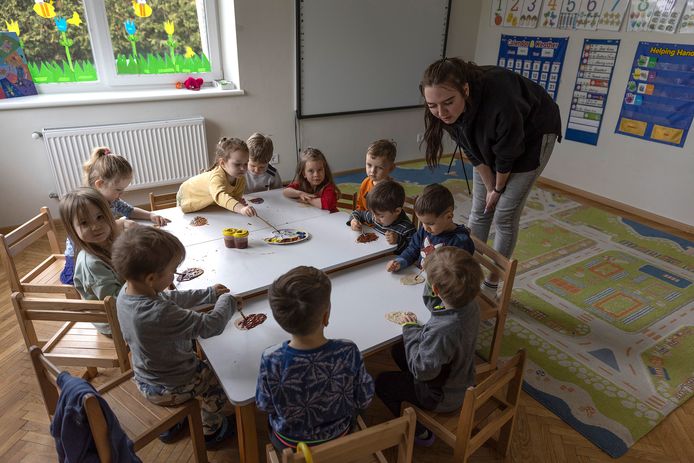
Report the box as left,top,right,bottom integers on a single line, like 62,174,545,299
497,35,569,100
615,41,694,148
566,39,620,145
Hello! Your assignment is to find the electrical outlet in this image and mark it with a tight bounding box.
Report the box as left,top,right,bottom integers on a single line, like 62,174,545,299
416,133,424,143
270,153,279,165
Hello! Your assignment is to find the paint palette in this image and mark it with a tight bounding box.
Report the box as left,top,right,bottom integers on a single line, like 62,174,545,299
263,229,310,245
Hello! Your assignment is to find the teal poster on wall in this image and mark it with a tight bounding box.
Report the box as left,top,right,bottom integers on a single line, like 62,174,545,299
615,41,694,148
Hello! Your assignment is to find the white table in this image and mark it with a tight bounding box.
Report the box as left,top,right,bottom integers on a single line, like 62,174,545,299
174,212,395,297
155,189,330,246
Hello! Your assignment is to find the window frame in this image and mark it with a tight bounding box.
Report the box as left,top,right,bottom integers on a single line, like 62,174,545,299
37,0,223,94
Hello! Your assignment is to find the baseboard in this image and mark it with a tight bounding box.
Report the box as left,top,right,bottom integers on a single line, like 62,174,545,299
538,177,694,236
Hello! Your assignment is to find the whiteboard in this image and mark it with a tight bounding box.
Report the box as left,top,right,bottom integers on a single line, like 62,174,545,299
297,0,451,118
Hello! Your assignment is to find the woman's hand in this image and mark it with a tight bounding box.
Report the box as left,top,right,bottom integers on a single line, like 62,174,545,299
350,218,362,231
484,190,501,214
149,212,171,226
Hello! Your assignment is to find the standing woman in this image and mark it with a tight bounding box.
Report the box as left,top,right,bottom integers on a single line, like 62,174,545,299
420,58,561,292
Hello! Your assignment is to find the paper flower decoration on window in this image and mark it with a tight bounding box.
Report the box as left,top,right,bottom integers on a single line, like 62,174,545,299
67,12,82,27
33,0,56,19
185,46,196,58
5,20,23,48
54,16,68,32
124,19,137,36
133,0,152,18
164,21,175,35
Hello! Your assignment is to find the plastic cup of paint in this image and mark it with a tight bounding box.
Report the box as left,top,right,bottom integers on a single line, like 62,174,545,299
233,229,249,249
223,228,237,248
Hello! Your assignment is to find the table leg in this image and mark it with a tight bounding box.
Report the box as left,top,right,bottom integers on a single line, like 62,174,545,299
235,403,259,463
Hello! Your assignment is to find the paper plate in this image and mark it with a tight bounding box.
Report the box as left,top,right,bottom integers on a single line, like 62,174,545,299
263,229,310,245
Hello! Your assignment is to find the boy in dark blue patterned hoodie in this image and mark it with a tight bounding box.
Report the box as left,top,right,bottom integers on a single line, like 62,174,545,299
256,266,374,451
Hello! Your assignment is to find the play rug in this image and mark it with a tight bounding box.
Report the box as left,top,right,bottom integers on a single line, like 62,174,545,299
335,157,694,458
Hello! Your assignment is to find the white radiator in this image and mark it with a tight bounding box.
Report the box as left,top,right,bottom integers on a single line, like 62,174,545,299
42,117,208,197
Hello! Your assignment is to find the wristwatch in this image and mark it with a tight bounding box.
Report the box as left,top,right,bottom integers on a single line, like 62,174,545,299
493,185,506,194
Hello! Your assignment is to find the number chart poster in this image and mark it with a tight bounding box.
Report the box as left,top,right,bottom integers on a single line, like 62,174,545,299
616,41,694,148
566,39,620,146
497,35,569,101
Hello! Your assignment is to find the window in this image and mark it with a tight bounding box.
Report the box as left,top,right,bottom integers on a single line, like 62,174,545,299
1,0,222,93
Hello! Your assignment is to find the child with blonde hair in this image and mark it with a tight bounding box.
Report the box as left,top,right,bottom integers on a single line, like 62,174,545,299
356,139,397,211
59,146,168,284
283,147,339,212
112,227,237,447
244,132,282,193
59,187,133,335
177,137,256,216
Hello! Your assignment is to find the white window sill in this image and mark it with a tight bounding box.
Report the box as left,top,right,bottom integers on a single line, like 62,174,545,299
0,86,245,111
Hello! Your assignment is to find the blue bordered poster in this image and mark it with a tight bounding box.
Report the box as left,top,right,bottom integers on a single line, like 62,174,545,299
565,39,620,146
497,35,569,101
615,41,694,148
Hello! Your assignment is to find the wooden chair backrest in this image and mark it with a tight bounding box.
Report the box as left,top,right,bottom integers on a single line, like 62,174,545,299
273,408,416,463
402,196,418,229
0,207,62,292
336,192,356,211
470,236,517,374
454,350,526,461
12,293,129,371
149,192,178,211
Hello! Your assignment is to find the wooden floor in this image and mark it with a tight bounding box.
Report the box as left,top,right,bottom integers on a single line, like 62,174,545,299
1,206,693,462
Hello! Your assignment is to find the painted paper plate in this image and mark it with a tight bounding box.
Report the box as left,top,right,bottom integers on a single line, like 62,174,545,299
263,229,310,245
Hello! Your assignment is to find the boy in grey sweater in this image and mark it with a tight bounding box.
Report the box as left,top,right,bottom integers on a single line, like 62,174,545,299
244,132,282,193
112,227,238,448
376,246,482,445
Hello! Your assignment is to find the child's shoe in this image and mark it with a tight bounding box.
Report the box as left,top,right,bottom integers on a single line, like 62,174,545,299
159,417,188,443
414,428,435,447
204,415,236,449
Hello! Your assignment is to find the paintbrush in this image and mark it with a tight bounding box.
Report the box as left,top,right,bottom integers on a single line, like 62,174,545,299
238,306,248,322
256,214,282,235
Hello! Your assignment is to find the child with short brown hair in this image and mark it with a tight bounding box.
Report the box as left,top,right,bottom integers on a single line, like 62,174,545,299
356,139,397,210
376,246,483,445
112,227,237,447
244,132,282,193
177,137,256,216
256,266,374,451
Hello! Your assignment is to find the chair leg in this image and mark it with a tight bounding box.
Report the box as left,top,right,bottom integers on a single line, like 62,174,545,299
81,367,98,381
496,418,515,457
188,402,208,463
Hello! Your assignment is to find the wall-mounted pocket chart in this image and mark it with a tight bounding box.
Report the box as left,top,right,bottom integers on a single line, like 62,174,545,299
497,35,569,100
565,39,620,145
615,41,694,147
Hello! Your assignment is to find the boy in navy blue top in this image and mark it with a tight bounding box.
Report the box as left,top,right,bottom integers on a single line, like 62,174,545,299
349,180,416,254
255,266,375,451
386,183,474,272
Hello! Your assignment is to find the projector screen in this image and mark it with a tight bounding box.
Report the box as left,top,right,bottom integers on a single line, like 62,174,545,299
296,0,451,119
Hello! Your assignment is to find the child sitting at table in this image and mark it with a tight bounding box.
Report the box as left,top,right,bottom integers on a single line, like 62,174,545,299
356,139,397,211
60,146,169,285
376,246,482,445
386,183,474,272
349,180,415,254
60,187,133,336
283,147,339,212
244,132,282,193
256,266,374,451
112,227,238,447
177,136,257,216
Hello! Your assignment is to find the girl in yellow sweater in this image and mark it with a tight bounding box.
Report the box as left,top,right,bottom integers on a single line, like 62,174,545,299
177,137,256,216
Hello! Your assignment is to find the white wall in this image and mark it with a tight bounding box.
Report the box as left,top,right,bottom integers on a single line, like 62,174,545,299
0,0,479,228
474,10,694,226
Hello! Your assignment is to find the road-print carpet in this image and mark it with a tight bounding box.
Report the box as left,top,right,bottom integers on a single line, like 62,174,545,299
335,156,694,458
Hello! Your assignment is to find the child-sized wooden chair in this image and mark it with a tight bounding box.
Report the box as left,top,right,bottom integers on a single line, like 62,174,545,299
336,192,357,212
470,236,517,377
402,195,418,229
0,207,80,298
266,408,416,463
149,191,178,211
12,293,130,378
403,350,526,463
29,346,209,463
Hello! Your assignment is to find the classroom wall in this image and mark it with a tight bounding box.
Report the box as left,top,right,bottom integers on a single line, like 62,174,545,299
474,8,694,226
0,0,479,229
